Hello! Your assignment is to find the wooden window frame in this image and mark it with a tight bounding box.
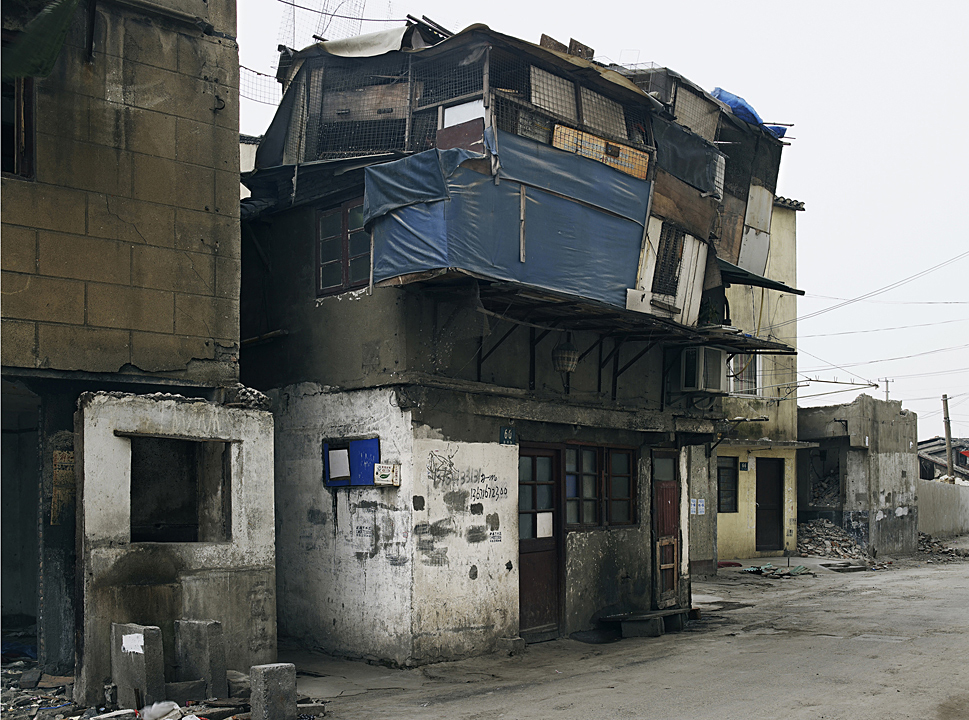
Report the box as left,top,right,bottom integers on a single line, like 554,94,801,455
717,455,739,513
316,198,369,297
564,443,637,529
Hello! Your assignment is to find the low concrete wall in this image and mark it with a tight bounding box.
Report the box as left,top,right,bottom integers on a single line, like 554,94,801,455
918,480,969,538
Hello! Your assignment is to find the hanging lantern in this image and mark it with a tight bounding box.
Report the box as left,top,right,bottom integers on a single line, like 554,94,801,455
551,340,579,374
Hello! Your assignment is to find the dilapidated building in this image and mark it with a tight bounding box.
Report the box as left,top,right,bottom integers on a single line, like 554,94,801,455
797,395,918,556
2,0,275,704
240,21,799,664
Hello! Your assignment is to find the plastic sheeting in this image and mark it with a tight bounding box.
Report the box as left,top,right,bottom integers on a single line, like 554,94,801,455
711,87,787,138
365,131,651,308
652,117,723,196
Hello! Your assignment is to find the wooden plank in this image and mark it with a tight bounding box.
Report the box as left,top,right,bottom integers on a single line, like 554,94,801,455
650,168,718,240
552,125,649,179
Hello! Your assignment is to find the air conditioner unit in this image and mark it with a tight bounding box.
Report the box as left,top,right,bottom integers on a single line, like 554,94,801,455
679,347,727,394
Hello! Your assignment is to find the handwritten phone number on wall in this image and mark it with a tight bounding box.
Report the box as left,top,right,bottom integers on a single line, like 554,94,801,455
470,485,508,501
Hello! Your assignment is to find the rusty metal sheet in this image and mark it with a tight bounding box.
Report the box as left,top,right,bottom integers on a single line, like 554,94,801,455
436,117,485,154
650,168,718,240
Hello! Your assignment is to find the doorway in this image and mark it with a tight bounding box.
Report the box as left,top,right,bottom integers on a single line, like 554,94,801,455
652,451,679,609
518,446,561,638
755,457,784,551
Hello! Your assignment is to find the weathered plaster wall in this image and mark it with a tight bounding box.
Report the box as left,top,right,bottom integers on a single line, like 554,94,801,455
918,480,969,538
715,449,797,559
410,437,518,662
798,396,918,555
2,3,241,383
271,384,416,665
75,394,275,705
686,445,717,575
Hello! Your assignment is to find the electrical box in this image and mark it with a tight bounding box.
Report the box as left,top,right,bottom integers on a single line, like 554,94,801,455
373,463,400,487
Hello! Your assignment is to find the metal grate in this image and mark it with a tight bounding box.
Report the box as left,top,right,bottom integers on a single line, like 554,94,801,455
672,83,719,141
651,222,685,296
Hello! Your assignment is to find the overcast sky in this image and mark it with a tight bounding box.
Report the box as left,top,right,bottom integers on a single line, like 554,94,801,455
237,0,969,439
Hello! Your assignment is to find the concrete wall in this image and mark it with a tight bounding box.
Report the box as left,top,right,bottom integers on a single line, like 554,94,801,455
715,448,797,559
798,395,918,555
686,445,717,575
918,480,969,538
271,384,416,665
2,1,241,384
411,436,518,662
75,393,275,705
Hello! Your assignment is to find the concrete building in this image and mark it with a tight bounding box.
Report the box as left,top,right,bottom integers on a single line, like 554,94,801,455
711,197,808,562
797,395,918,556
1,0,275,704
240,24,797,664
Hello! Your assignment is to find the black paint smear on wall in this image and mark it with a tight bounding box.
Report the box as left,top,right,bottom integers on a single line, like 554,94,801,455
470,503,484,515
307,508,327,525
486,513,500,530
413,495,425,510
444,490,469,512
466,526,488,543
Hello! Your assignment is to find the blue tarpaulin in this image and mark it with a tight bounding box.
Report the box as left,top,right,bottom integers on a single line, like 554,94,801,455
365,130,651,309
712,87,786,138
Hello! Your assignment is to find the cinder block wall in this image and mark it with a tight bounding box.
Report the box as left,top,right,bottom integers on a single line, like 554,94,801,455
2,0,240,384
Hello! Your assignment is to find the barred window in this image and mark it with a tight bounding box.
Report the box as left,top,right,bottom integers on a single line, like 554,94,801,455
717,456,738,513
651,223,685,297
729,354,758,395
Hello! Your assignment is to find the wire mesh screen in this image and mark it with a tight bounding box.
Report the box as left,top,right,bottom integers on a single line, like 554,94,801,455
651,223,685,296
490,49,652,157
277,0,366,51
241,66,282,106
672,83,719,141
412,48,485,109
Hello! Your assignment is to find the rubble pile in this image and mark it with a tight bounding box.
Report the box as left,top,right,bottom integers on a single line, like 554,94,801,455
797,519,866,560
918,532,969,562
810,474,840,506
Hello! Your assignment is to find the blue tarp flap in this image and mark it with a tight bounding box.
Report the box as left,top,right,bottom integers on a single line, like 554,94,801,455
712,87,786,138
363,147,483,225
367,134,647,309
493,129,648,223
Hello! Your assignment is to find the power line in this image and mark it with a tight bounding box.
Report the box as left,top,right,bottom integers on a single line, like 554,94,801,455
799,342,969,372
803,295,969,306
768,249,969,331
277,0,406,22
784,317,969,339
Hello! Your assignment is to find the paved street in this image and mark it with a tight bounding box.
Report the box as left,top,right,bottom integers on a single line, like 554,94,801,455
287,551,969,720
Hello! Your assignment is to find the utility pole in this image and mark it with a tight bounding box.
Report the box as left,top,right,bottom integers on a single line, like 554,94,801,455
943,394,954,480
879,378,893,401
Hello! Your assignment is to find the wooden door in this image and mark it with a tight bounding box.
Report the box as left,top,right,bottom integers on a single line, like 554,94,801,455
518,447,560,637
756,457,784,551
652,451,679,609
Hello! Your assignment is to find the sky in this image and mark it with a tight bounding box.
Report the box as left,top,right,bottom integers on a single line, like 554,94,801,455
237,0,969,439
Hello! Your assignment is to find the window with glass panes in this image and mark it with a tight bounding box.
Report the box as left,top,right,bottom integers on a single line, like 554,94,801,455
565,446,635,527
317,199,370,296
519,454,555,540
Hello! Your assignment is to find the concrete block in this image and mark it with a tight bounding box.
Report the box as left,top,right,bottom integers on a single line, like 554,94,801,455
38,323,129,372
122,17,179,72
175,620,228,698
36,134,132,197
0,320,36,367
249,664,296,720
0,272,84,324
19,668,41,688
38,232,131,284
111,623,165,709
131,245,215,295
496,636,526,656
215,256,241,300
174,294,238,341
226,670,250,699
621,618,665,638
131,153,179,207
213,169,240,216
126,108,178,161
164,679,207,705
174,208,239,257
0,181,86,234
35,86,90,142
86,97,125,149
176,118,231,171
129,331,214,372
1,225,37,273
87,194,176,248
296,704,326,717
663,613,686,633
121,62,182,117
173,163,216,214
87,283,174,333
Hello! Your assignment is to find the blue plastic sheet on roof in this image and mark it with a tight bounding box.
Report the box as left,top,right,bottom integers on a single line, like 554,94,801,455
364,130,651,308
712,87,786,138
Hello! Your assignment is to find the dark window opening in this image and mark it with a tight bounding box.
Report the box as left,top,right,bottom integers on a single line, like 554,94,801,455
717,456,738,513
518,453,555,540
565,445,636,527
651,223,685,297
1,71,34,178
130,437,232,542
317,198,369,296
